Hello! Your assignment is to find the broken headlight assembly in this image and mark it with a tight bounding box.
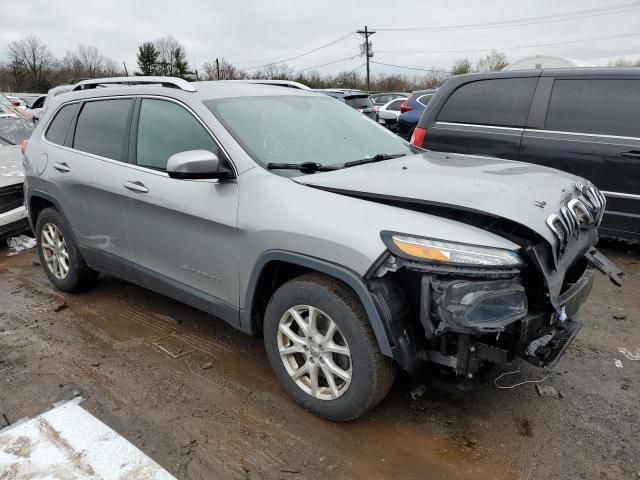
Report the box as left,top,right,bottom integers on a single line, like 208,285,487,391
432,279,528,332
382,233,524,268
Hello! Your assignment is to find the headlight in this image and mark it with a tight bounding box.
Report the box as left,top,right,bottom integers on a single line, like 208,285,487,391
383,233,523,267
432,279,528,332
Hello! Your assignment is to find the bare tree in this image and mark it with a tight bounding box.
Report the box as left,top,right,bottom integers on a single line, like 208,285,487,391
476,50,509,72
372,73,408,92
61,45,120,79
607,57,640,67
333,70,363,89
8,36,57,91
452,58,473,75
202,58,248,80
77,45,105,77
260,62,293,80
154,36,181,74
102,58,122,77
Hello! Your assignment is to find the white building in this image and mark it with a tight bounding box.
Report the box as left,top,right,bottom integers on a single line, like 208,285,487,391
505,55,594,70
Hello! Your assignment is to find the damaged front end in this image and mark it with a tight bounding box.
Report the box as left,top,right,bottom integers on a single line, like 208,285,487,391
366,193,624,387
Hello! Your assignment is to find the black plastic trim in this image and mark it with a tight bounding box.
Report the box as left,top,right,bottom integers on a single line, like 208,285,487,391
241,250,394,357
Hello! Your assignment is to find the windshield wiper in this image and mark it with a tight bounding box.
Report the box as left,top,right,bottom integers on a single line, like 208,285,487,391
266,162,340,174
342,153,407,168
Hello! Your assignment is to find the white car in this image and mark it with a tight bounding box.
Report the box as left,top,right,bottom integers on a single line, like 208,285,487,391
378,98,406,119
0,114,33,237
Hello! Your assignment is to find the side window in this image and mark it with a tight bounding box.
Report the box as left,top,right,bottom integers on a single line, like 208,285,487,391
32,97,45,109
136,99,219,170
545,79,640,138
437,78,538,127
73,99,132,160
45,103,78,145
388,99,404,111
417,94,434,107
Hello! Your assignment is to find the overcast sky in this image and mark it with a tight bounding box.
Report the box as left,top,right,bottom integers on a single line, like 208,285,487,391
1,0,639,76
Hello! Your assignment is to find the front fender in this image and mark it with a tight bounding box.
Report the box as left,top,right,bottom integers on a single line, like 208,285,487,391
240,250,394,357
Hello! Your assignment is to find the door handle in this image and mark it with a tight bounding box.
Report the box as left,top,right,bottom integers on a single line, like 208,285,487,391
123,181,149,194
52,162,70,173
621,151,640,159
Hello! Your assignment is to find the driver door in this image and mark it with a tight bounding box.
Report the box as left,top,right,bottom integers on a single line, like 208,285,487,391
119,97,240,321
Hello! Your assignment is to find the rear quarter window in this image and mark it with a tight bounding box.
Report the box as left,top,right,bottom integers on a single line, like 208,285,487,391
45,103,79,145
417,94,434,107
545,78,640,138
72,99,132,161
388,99,404,111
437,78,537,127
345,96,373,109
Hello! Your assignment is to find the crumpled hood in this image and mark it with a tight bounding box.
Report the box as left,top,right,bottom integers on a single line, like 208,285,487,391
295,151,587,250
0,145,24,188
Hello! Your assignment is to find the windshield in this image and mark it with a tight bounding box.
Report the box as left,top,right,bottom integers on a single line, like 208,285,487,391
205,95,416,172
0,115,34,145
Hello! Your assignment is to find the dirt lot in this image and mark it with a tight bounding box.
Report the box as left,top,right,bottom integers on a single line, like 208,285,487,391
0,244,638,480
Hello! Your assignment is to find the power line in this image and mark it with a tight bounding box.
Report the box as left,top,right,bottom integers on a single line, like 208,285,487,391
374,2,640,31
347,63,366,75
377,33,640,55
292,56,360,73
240,32,356,70
371,61,448,73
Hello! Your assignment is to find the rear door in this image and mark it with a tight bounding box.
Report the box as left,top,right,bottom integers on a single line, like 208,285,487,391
520,76,640,239
119,97,240,320
425,77,538,160
44,98,136,279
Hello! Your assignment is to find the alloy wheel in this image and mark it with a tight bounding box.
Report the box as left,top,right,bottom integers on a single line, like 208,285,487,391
40,222,69,280
277,305,352,400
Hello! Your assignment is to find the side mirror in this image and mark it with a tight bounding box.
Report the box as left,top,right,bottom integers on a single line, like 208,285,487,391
166,150,232,180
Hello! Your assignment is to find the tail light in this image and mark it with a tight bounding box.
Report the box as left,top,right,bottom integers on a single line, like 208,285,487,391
410,127,427,148
21,140,28,156
399,98,413,113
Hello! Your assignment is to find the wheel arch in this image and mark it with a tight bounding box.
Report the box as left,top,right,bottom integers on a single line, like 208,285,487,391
240,250,393,357
27,190,63,231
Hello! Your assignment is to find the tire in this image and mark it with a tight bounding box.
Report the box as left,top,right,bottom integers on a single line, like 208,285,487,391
263,273,396,421
35,207,98,292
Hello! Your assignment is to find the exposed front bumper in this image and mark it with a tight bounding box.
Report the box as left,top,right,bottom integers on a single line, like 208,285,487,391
426,265,597,375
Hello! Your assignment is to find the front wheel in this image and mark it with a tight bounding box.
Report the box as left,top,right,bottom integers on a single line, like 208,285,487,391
263,273,396,421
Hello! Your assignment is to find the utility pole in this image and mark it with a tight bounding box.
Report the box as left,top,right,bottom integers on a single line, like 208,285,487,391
356,25,375,93
216,58,220,80
122,61,129,76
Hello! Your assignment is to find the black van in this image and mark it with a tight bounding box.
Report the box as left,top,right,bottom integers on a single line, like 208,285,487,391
412,69,640,242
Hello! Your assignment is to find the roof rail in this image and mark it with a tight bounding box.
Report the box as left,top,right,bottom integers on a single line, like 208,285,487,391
224,79,311,90
71,76,197,92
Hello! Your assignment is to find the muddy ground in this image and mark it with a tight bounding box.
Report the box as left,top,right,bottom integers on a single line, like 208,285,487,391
0,244,638,480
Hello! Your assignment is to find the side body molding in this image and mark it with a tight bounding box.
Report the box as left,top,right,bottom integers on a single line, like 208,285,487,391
240,250,393,357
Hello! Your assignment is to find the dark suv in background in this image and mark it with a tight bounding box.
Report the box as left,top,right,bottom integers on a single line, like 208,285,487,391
412,69,640,242
315,89,378,121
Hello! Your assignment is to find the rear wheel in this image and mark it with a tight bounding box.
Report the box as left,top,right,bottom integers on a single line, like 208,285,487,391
263,273,396,421
36,208,98,292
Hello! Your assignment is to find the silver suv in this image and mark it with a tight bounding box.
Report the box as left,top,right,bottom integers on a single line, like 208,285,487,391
23,77,623,421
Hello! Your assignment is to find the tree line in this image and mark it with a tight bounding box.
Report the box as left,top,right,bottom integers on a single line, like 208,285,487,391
2,35,638,94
